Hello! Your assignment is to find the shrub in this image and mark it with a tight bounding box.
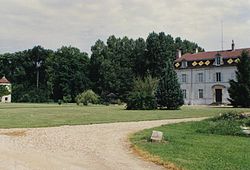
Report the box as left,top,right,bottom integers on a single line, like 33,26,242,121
126,91,157,110
196,112,250,137
63,95,72,103
75,90,99,106
126,76,158,110
196,120,242,136
58,99,62,105
211,112,246,121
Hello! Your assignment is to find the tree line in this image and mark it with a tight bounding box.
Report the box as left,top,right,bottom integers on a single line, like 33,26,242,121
0,32,203,103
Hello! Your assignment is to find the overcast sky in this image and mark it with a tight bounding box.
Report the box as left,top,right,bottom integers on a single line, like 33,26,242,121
1,0,250,54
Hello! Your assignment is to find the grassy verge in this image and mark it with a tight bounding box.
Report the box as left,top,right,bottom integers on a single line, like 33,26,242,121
1,103,250,128
130,116,250,170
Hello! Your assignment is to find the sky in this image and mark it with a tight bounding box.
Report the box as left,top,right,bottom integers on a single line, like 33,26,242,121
1,0,250,55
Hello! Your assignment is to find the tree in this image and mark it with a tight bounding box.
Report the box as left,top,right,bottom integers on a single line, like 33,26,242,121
126,76,158,110
228,51,250,107
156,61,184,109
47,46,90,102
0,85,10,98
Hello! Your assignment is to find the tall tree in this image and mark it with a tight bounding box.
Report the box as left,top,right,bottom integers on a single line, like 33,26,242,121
228,51,250,107
156,61,184,109
47,46,90,102
89,40,107,94
133,38,147,77
146,32,175,78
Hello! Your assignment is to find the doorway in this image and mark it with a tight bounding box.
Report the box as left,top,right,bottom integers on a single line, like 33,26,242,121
215,89,222,103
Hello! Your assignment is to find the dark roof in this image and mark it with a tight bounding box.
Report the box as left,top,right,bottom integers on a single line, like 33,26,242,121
175,48,250,62
0,76,10,84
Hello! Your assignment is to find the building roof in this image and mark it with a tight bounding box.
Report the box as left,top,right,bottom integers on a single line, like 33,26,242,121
175,48,250,62
0,76,10,84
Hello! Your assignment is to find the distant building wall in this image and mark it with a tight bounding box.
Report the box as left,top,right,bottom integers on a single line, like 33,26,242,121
175,66,236,105
0,82,11,103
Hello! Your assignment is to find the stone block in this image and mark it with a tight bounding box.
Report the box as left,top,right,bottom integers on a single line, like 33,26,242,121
151,130,163,142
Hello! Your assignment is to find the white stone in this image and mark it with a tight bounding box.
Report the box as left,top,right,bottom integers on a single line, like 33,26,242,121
151,130,163,142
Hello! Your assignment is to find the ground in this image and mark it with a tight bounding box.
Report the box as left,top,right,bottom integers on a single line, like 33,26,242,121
0,104,249,169
0,118,203,170
1,103,249,128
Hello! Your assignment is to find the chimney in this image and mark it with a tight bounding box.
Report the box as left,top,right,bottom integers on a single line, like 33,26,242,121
232,40,235,51
177,49,182,58
195,48,198,53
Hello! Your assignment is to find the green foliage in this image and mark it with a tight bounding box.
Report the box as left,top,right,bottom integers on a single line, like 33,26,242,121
126,76,158,110
197,112,249,136
47,46,91,102
156,62,184,110
76,90,100,106
63,95,72,103
0,32,203,103
196,120,243,136
131,120,250,170
0,85,10,97
210,111,247,121
228,51,250,107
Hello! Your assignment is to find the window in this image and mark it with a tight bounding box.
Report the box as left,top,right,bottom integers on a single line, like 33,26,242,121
198,89,204,99
216,72,221,82
182,89,187,99
5,97,8,101
181,74,187,83
181,61,187,68
198,73,204,83
215,57,221,65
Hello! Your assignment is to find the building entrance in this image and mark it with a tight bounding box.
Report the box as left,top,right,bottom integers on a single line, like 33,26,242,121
215,89,222,103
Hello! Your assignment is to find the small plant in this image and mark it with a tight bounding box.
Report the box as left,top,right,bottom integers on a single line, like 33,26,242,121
58,99,62,105
197,112,250,137
75,90,99,106
210,112,246,121
63,95,72,103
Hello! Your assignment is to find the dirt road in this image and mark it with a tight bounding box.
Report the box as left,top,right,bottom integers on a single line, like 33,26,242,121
0,118,204,170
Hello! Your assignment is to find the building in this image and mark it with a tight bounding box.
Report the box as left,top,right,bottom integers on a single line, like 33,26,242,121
0,76,11,103
174,41,250,105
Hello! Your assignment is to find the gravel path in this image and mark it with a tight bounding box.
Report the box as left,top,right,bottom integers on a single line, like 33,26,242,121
0,118,204,170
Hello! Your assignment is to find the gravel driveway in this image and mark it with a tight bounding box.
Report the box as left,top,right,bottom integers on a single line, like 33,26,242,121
0,118,204,170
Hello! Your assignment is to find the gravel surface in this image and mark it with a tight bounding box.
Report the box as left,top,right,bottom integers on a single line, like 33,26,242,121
0,118,204,170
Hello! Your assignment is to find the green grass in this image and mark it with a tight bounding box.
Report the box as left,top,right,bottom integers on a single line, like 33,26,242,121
1,103,250,128
130,121,250,170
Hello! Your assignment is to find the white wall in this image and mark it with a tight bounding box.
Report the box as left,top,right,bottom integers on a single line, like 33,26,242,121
0,83,12,103
176,66,236,105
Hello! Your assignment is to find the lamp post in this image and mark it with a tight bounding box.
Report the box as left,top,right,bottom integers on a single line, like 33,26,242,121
35,60,42,89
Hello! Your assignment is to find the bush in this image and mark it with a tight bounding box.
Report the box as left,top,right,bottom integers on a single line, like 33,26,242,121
126,76,158,110
211,112,246,121
196,112,250,137
196,120,242,136
58,99,62,105
244,118,250,126
126,91,157,110
63,95,72,103
75,90,99,106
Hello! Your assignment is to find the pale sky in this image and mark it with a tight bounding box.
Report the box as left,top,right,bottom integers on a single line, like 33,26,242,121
1,0,250,54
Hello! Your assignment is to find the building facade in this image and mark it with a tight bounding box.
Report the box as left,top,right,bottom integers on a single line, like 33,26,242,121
0,76,11,103
174,43,250,105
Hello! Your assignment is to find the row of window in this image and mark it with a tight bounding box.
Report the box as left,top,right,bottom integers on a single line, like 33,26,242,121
182,89,204,99
181,72,222,83
181,56,222,68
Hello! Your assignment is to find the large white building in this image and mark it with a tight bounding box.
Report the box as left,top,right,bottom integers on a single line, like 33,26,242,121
0,76,11,103
174,42,250,105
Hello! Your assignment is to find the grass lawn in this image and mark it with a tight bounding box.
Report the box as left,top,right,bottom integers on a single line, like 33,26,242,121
1,103,250,128
130,121,250,170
